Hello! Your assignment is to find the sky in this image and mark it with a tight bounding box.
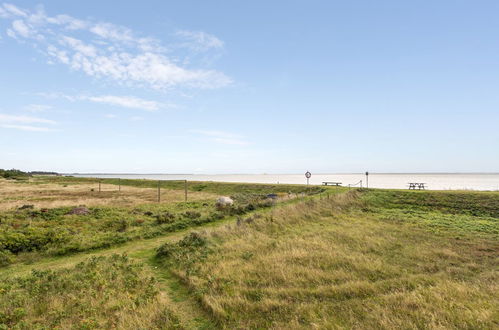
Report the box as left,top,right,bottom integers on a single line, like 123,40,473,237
0,1,498,174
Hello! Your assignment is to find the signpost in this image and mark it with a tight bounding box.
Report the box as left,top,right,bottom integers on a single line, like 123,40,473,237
365,171,369,188
305,171,311,185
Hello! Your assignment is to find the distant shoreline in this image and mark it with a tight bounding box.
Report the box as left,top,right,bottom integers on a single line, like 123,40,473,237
66,172,499,176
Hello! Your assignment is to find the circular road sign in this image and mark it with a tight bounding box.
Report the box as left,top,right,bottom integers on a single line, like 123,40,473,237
305,171,311,179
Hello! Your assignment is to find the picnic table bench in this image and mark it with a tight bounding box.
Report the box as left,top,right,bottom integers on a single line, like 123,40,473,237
322,182,342,186
408,182,426,190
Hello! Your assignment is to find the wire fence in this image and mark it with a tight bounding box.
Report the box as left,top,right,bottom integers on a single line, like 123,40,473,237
90,178,189,203
347,180,363,188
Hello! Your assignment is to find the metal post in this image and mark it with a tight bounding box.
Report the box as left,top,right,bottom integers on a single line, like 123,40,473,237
184,180,188,202
157,180,160,203
365,171,369,189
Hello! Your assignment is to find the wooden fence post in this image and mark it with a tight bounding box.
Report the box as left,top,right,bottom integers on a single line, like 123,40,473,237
157,180,161,203
118,178,121,192
184,180,188,202
99,180,101,193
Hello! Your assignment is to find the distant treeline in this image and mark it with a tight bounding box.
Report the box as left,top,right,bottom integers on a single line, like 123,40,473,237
0,169,59,180
30,171,60,175
0,169,29,180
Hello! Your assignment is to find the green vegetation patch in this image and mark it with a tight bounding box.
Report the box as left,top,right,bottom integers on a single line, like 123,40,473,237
361,189,499,238
0,254,181,329
37,175,326,195
156,192,499,328
363,189,499,218
0,191,283,267
0,169,29,181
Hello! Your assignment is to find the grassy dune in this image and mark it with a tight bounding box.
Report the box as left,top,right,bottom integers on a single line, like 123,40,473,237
157,190,499,329
1,177,497,329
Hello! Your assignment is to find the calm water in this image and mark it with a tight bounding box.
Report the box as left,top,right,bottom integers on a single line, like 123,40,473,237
72,173,499,191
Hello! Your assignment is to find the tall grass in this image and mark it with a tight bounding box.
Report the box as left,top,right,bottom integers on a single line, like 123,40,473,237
157,190,499,328
0,254,181,329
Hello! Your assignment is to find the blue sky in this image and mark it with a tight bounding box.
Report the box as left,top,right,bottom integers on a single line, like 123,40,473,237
0,1,498,173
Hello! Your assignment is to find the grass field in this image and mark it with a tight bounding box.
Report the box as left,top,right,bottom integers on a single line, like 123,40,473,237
0,177,497,329
156,190,498,329
0,176,319,267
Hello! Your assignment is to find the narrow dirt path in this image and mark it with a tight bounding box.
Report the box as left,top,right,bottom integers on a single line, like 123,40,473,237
146,254,217,329
0,196,316,328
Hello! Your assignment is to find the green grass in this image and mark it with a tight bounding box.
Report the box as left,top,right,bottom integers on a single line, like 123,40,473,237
36,175,327,196
362,189,499,238
363,189,499,217
156,190,499,329
2,178,498,329
0,192,289,267
0,254,182,329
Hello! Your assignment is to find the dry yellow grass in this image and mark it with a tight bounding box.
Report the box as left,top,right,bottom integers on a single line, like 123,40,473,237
0,178,217,210
163,192,499,329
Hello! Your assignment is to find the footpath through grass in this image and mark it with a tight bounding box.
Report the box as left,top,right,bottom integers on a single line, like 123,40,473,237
1,184,497,329
0,176,326,268
0,182,335,329
155,189,499,329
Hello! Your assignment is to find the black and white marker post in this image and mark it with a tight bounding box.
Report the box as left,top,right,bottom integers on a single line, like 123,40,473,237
305,171,311,185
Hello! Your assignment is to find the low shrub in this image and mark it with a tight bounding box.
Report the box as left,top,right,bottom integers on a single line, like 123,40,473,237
183,211,201,219
0,254,164,329
156,232,210,274
155,212,176,224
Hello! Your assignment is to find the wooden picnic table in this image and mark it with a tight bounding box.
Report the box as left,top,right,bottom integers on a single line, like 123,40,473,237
322,182,342,186
408,183,426,190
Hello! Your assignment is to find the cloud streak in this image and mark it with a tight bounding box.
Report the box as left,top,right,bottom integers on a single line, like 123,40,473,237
25,104,52,112
0,3,231,91
38,92,170,111
0,114,56,124
85,95,163,111
175,30,224,51
0,124,54,132
191,129,250,146
0,113,56,132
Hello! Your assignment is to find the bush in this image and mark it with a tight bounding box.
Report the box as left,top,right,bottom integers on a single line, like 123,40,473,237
183,211,201,219
179,232,207,248
116,219,129,232
156,242,174,257
155,212,176,225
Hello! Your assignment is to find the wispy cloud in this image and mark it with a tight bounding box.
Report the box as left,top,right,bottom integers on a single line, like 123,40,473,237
0,113,56,131
25,104,52,112
0,113,56,124
38,92,171,111
85,95,162,111
0,3,231,91
190,129,250,146
175,30,224,51
0,124,53,132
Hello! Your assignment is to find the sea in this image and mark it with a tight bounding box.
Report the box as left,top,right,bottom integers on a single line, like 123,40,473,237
71,173,499,191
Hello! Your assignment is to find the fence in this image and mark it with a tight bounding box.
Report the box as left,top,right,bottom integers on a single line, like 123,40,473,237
347,180,363,188
93,178,189,203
